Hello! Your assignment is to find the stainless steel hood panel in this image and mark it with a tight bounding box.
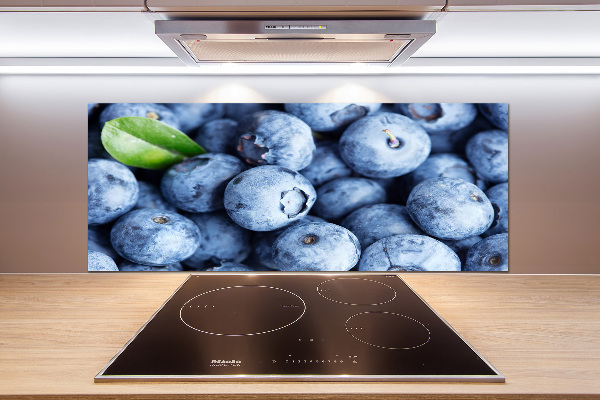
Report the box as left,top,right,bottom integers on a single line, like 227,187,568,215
155,19,436,67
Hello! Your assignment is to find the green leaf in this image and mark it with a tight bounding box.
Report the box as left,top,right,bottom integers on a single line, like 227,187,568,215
101,117,205,169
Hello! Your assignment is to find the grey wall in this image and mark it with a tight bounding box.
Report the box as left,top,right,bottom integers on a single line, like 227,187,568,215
1,73,599,273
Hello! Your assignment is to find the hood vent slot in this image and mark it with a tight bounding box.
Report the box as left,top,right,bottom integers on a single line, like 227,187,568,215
181,39,411,63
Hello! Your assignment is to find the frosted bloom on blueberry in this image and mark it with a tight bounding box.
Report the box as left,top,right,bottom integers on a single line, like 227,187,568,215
224,165,316,232
339,112,431,178
395,103,478,134
252,215,326,269
478,103,508,131
466,130,508,184
161,153,246,213
88,158,139,225
111,208,201,266
272,222,361,271
407,177,494,240
464,233,508,271
358,234,461,272
284,103,382,133
341,204,423,251
88,250,118,271
236,110,315,171
312,177,387,221
403,153,485,195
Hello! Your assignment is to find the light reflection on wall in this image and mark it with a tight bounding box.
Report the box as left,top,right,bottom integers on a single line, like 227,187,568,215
195,82,271,103
314,83,392,103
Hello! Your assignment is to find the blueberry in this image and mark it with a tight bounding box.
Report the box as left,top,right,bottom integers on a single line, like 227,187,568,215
162,103,224,133
161,153,246,213
111,208,201,266
465,130,509,184
411,153,481,185
183,211,251,269
88,224,120,261
224,165,316,231
406,177,494,240
88,159,139,225
135,181,177,212
88,250,118,271
478,103,508,131
358,234,461,272
299,141,352,187
339,112,431,178
236,110,315,170
428,114,496,154
99,103,180,130
395,103,478,134
272,222,360,271
341,204,423,251
440,235,483,267
482,182,508,237
192,118,239,155
402,153,485,200
284,103,381,133
464,233,508,271
252,215,326,269
119,260,184,272
312,177,387,221
224,103,273,122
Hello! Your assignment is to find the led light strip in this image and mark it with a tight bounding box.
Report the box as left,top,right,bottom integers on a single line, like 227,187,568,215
1,58,599,75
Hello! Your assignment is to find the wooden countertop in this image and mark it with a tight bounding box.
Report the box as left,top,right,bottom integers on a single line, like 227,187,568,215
0,273,598,400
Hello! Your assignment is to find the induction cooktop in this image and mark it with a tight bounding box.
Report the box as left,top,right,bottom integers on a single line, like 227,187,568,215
95,273,504,382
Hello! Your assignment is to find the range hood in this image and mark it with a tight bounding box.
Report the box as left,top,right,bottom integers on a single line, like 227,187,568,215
155,20,436,67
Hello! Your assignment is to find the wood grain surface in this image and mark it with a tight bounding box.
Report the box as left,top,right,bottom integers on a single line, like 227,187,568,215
0,273,598,400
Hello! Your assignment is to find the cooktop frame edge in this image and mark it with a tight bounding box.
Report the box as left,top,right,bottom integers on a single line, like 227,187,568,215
94,273,505,383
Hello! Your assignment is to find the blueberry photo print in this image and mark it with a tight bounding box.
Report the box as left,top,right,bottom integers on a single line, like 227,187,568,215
88,103,508,273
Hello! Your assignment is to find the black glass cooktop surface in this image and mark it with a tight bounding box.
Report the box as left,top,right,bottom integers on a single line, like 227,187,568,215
95,274,504,382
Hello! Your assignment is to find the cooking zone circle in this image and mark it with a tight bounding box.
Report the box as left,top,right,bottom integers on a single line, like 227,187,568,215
345,311,431,349
316,278,397,305
180,286,306,336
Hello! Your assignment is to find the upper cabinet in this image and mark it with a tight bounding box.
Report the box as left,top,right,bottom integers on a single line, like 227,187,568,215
1,0,596,12
446,0,600,11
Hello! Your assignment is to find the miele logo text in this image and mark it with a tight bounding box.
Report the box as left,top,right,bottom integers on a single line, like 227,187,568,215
210,359,242,367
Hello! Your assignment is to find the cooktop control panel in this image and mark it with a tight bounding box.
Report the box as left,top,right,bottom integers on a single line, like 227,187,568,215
96,273,504,382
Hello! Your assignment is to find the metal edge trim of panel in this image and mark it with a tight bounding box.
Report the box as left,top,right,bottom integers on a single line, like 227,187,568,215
95,374,506,382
